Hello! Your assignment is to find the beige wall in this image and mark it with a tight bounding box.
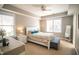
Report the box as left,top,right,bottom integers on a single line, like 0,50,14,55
62,16,73,37
40,17,47,32
15,14,40,35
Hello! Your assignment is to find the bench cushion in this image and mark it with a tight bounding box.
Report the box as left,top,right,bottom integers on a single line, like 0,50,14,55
50,36,60,49
51,37,60,44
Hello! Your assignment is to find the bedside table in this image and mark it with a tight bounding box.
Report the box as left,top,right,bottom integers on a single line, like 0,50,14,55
17,34,27,44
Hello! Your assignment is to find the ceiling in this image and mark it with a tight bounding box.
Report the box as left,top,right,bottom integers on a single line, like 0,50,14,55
11,4,69,16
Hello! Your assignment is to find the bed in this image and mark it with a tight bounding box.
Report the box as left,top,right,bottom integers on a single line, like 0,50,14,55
26,27,54,49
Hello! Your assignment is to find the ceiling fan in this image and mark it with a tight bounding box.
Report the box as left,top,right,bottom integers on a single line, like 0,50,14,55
41,5,51,11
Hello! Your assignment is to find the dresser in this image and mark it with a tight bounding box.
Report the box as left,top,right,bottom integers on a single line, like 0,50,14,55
0,37,25,55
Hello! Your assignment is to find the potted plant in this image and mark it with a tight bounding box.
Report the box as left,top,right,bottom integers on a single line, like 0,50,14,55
0,29,6,39
0,29,6,46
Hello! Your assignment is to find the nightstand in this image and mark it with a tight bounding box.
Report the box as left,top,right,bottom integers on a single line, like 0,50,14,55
17,34,27,44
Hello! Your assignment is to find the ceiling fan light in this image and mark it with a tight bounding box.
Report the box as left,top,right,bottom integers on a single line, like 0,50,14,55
41,5,47,11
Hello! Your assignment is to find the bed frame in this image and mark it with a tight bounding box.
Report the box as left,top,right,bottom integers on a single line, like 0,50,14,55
27,36,51,49
26,26,51,49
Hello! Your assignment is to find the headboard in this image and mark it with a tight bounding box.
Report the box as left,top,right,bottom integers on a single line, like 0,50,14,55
26,26,39,35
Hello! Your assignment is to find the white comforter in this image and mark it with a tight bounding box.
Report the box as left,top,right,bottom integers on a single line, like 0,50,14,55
29,32,54,40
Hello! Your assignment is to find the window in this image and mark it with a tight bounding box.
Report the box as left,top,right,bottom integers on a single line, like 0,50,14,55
53,19,62,32
46,18,62,32
47,20,54,32
0,14,15,36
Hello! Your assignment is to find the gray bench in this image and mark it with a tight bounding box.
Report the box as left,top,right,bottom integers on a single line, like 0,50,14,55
50,37,60,50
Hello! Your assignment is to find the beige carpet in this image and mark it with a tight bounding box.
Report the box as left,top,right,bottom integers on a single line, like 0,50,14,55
25,40,75,55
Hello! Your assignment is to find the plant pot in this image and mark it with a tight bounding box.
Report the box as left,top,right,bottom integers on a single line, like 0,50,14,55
2,38,7,47
0,40,3,47
2,38,9,47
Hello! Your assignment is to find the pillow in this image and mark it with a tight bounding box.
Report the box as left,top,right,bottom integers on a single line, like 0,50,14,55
31,30,39,34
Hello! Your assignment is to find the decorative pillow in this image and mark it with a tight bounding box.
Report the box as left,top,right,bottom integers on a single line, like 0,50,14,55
31,31,39,34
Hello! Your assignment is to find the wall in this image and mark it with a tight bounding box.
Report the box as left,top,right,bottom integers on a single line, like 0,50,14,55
15,14,40,35
40,15,73,38
62,16,73,38
40,17,47,32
